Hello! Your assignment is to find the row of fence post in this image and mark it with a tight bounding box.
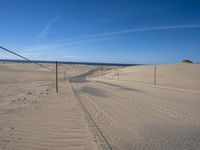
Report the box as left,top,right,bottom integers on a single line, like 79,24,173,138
93,65,157,85
55,64,157,93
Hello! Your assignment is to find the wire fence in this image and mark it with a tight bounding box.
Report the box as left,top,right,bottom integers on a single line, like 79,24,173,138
1,45,200,92
90,65,159,85
0,46,68,93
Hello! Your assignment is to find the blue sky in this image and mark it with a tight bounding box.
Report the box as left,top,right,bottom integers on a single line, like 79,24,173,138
0,0,200,64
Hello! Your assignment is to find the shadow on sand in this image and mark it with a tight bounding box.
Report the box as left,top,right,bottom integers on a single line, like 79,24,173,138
79,86,108,97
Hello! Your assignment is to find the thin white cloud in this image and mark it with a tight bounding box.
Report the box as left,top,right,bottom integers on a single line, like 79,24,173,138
38,14,61,39
36,24,200,45
26,37,110,52
66,24,200,39
24,24,200,55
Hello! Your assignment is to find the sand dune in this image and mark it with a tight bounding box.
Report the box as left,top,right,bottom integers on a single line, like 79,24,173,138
1,62,200,150
101,63,200,91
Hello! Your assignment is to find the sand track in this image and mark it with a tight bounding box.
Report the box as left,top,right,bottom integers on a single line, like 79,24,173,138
91,81,200,124
70,75,200,149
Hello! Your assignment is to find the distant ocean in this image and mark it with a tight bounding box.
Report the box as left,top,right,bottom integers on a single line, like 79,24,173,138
0,59,141,67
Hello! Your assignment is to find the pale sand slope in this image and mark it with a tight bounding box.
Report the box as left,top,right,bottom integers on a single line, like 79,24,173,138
103,63,200,91
0,63,99,150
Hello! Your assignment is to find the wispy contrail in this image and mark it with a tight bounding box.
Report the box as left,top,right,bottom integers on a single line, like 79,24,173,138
45,24,200,44
38,14,62,39
72,24,200,39
26,37,110,51
28,24,200,52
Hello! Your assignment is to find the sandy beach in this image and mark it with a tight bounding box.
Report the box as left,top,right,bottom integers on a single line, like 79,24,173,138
1,62,200,149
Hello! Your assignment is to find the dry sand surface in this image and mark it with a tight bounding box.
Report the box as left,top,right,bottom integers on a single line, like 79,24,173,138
102,63,200,91
1,62,200,150
0,63,99,150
